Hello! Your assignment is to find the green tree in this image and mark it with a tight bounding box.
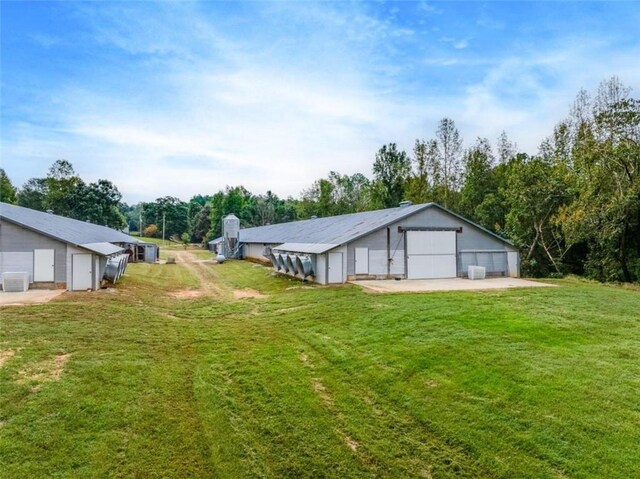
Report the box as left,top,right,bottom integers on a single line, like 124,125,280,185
16,178,47,210
561,77,640,281
496,131,516,164
181,232,190,249
504,155,572,276
406,139,440,204
435,118,463,208
190,203,212,243
142,196,189,239
371,143,411,208
0,169,17,204
122,203,143,232
43,160,84,217
76,180,126,229
459,138,495,223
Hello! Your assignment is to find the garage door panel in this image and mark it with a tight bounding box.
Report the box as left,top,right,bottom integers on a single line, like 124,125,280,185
407,255,457,279
407,231,456,255
406,230,457,279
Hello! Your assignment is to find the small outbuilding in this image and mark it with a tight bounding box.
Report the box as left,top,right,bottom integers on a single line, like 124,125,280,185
0,202,158,291
210,202,519,285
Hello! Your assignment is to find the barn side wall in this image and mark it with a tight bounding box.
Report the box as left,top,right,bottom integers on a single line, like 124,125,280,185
0,219,68,286
244,243,279,261
346,207,517,279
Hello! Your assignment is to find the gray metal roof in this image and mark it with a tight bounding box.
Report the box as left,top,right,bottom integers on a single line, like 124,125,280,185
234,203,431,245
0,202,148,249
80,242,125,256
208,202,513,248
272,243,339,254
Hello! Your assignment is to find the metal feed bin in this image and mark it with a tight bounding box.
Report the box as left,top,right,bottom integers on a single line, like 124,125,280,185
222,214,240,258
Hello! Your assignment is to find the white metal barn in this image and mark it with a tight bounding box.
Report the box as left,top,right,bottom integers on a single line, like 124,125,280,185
210,202,519,285
0,202,157,291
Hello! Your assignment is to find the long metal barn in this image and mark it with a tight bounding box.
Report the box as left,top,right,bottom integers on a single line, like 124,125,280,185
210,202,520,285
0,202,158,291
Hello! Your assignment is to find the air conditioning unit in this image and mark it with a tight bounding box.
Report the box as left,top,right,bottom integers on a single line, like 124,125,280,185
468,265,486,280
2,272,30,292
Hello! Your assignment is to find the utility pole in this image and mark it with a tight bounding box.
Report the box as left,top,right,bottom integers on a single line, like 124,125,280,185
162,211,166,246
139,213,142,237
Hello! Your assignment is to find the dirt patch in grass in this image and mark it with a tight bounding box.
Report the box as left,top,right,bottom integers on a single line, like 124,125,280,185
0,349,16,368
342,432,359,452
421,466,434,478
312,378,334,408
276,305,309,313
169,290,206,299
233,289,268,299
16,353,71,391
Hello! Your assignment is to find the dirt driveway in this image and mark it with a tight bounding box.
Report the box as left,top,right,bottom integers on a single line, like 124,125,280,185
351,277,555,293
168,250,267,299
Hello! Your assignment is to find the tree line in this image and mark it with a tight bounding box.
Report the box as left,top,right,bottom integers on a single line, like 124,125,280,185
1,76,638,282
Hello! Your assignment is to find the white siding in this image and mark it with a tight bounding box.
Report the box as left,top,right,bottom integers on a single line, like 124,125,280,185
368,250,387,275
508,251,520,277
355,248,369,274
244,243,278,260
94,256,101,289
0,252,34,283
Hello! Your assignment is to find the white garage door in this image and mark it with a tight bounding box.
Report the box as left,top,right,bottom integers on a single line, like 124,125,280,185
406,231,457,279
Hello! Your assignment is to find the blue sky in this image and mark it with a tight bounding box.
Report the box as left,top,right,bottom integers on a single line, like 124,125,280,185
2,1,639,203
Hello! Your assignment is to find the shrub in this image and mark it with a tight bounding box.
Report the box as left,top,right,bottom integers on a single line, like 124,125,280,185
143,224,158,237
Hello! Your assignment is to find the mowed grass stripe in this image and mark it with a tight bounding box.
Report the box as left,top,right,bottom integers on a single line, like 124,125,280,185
1,258,639,478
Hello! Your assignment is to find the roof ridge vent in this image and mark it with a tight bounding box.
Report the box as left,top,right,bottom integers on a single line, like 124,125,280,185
399,201,413,207
310,215,318,219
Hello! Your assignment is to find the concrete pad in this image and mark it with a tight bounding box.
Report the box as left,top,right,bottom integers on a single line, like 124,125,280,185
350,277,555,293
0,289,66,306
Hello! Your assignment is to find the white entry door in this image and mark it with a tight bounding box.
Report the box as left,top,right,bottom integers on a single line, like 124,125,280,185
406,231,457,279
328,252,343,284
33,249,55,282
72,254,93,291
355,248,369,274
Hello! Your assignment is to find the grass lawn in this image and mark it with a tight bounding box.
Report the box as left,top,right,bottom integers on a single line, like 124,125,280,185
1,258,639,478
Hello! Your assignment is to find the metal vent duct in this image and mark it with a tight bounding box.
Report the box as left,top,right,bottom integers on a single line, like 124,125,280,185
285,254,297,275
104,254,129,283
276,253,288,272
295,255,314,277
268,252,279,270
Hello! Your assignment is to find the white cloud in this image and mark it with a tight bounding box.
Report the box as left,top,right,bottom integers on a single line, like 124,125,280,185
453,40,469,50
3,2,640,204
439,37,470,50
